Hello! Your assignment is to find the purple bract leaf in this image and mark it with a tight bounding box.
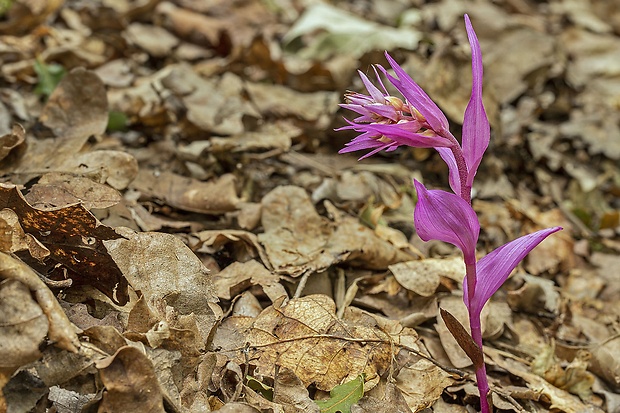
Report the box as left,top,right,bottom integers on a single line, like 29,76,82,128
413,180,479,265
464,226,563,316
462,14,490,187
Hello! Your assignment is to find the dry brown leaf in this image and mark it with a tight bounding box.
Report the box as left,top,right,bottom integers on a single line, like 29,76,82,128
489,350,604,413
105,229,221,341
39,67,108,140
0,184,129,305
193,229,272,269
213,259,286,302
214,294,414,391
0,0,65,34
390,257,465,297
0,123,25,162
352,383,413,413
259,186,413,276
25,172,122,210
96,346,166,413
131,170,239,214
0,279,49,377
0,252,79,352
124,23,179,58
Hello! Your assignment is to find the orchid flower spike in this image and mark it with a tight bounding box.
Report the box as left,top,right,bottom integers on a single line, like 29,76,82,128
337,55,454,160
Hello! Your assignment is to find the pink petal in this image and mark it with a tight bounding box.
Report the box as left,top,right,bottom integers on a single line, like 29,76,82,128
413,180,479,265
462,14,490,187
464,227,562,315
380,53,450,134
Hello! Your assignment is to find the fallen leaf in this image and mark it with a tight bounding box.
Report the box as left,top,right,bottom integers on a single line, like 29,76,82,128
0,252,79,352
96,346,166,413
315,374,364,413
131,170,239,214
0,184,129,305
214,294,412,391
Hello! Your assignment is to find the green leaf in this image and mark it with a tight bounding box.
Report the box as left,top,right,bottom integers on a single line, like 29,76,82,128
33,59,66,99
315,375,364,413
107,111,129,132
246,375,274,401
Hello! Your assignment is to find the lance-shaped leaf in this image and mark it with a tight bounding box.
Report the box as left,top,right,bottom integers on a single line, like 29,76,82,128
413,180,479,265
462,14,490,187
380,53,450,135
436,147,461,196
464,227,562,316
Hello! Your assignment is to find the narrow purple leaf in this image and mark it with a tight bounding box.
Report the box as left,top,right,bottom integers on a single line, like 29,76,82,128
413,180,479,265
436,147,461,196
464,227,563,316
462,14,490,187
380,53,450,135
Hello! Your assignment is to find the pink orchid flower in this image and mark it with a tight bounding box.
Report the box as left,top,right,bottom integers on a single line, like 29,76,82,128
338,15,563,413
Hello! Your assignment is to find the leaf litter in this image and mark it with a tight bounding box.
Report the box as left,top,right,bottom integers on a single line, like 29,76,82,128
0,1,618,412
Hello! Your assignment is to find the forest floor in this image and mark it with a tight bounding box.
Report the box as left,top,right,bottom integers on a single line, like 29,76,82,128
0,0,619,412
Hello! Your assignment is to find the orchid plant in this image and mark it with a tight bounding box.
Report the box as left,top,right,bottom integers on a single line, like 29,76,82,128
337,15,561,413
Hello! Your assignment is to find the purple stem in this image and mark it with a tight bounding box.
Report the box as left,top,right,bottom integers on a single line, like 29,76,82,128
466,257,491,413
445,134,472,203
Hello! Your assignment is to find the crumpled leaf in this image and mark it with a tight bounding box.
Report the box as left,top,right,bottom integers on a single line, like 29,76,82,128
283,3,420,60
0,123,25,162
315,374,364,413
105,228,221,340
0,279,49,376
95,346,166,413
214,294,416,391
131,170,239,214
0,184,129,305
259,186,413,276
0,252,80,352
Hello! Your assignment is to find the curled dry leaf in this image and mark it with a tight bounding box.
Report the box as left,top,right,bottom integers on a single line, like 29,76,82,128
214,294,411,391
0,252,79,352
0,0,65,35
0,279,49,377
0,184,129,305
193,229,272,269
390,257,465,297
131,170,239,214
96,346,166,413
25,172,123,210
105,229,220,340
0,123,25,162
39,67,108,141
213,259,286,303
259,186,413,276
0,208,49,259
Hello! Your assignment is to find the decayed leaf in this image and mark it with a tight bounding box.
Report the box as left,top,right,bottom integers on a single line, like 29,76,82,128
25,172,122,210
105,229,220,341
489,350,605,413
392,357,456,411
0,252,79,352
282,3,420,60
39,67,108,140
0,279,49,376
316,374,364,413
0,184,129,305
212,259,286,303
352,383,413,413
390,257,465,297
131,170,239,214
0,123,25,162
0,208,49,259
259,186,413,276
531,342,595,401
193,229,272,269
214,294,414,391
96,346,166,413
